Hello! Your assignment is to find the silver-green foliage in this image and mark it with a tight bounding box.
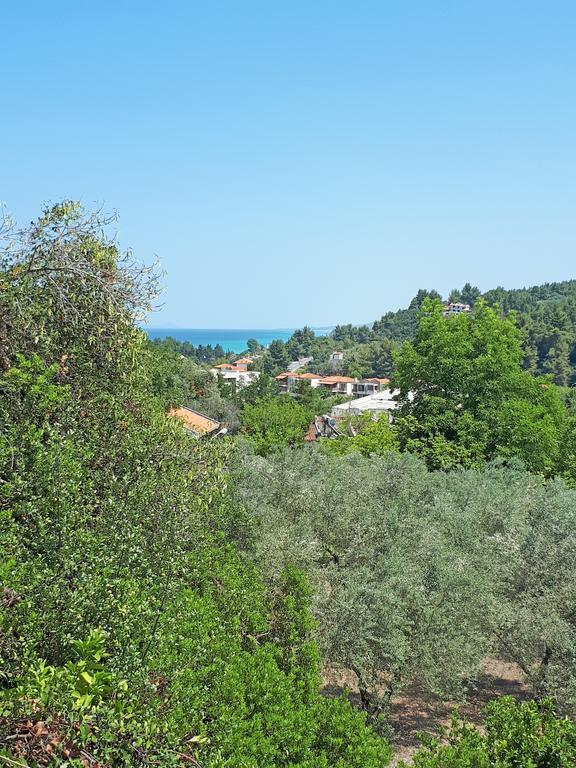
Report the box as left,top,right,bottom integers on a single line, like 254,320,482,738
233,447,576,711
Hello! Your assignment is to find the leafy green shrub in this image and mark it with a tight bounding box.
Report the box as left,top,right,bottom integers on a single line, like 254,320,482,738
240,396,312,455
405,697,576,767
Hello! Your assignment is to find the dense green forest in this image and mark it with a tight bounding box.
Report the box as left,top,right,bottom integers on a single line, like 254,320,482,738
2,204,576,767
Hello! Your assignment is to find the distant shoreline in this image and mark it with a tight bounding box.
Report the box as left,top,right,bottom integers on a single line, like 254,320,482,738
144,327,334,354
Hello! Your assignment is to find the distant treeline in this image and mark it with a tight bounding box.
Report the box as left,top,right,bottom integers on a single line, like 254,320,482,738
255,280,576,384
149,335,228,364
150,279,576,384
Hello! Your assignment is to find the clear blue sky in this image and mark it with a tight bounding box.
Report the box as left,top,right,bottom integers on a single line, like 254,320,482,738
2,2,575,328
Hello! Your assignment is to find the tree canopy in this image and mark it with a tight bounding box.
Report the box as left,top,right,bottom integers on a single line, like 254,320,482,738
233,447,576,715
393,299,567,473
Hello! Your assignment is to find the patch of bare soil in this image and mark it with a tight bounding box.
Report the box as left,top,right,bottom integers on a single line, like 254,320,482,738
322,658,531,767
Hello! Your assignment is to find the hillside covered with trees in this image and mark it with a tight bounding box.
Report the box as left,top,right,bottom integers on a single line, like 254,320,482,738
236,280,576,386
2,204,576,767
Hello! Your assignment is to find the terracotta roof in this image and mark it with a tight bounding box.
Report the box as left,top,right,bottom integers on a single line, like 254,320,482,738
214,363,236,370
235,357,253,364
363,377,390,384
275,372,291,380
168,406,220,436
293,372,321,380
304,421,319,442
319,376,355,384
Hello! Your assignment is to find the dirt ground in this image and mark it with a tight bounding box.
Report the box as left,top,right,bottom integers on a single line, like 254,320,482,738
322,658,530,766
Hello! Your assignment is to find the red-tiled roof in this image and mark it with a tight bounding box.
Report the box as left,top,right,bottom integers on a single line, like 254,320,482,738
213,363,236,370
275,372,291,380
363,377,390,384
293,372,321,379
304,421,318,442
235,358,253,364
320,376,355,384
168,406,220,436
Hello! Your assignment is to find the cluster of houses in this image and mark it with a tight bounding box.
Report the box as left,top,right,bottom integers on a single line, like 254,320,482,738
169,350,408,441
274,368,403,438
274,370,390,398
167,306,465,440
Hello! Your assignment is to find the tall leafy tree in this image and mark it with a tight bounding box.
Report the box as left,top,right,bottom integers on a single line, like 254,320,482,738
393,299,566,473
263,338,289,373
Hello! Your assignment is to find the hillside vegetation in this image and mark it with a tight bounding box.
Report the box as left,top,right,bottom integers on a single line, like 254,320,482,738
0,205,390,767
2,203,576,767
235,281,576,385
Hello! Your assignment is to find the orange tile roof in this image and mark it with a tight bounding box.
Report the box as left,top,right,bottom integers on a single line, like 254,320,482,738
319,376,355,384
296,372,321,379
363,377,390,384
304,421,319,442
168,406,220,436
214,363,236,370
275,372,291,380
235,357,253,364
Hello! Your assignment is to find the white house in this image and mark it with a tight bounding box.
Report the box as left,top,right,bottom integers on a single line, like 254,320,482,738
352,378,390,397
234,357,254,371
443,302,471,316
211,363,260,389
318,375,356,396
275,372,322,392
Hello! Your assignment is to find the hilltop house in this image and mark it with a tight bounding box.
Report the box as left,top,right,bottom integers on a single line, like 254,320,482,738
443,302,471,316
353,378,390,397
317,375,356,396
234,357,253,372
275,372,322,392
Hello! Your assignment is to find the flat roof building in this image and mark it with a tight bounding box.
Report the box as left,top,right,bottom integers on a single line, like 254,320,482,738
331,389,400,418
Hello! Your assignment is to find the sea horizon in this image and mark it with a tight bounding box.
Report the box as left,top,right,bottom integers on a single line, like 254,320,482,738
144,326,334,354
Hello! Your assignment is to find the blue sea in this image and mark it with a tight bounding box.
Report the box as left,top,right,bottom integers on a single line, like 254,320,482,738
145,327,333,354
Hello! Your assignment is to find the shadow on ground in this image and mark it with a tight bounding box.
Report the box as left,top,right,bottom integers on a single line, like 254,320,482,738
322,658,530,766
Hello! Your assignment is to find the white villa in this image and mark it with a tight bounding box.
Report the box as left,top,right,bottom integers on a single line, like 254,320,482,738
211,359,260,388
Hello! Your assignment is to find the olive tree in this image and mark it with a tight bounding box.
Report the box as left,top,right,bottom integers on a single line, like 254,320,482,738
232,447,576,712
